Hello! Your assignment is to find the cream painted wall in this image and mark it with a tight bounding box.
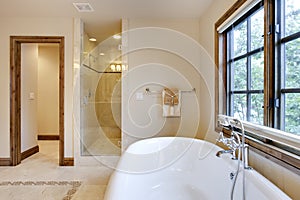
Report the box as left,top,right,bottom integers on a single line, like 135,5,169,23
198,0,300,198
127,19,200,41
21,44,38,152
122,19,217,149
0,17,73,157
199,0,237,57
37,45,59,135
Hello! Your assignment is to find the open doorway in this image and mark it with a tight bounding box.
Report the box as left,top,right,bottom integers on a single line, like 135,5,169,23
10,36,65,166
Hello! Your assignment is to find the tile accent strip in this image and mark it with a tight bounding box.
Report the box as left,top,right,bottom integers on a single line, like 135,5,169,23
0,181,82,200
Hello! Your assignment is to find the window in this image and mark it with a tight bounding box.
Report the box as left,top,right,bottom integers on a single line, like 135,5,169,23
226,4,264,125
215,0,300,169
220,0,300,135
277,0,300,135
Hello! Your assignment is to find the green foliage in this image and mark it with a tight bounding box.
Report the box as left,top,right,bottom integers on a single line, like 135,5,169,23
283,0,300,135
285,0,300,36
285,94,300,134
233,59,247,90
233,21,247,57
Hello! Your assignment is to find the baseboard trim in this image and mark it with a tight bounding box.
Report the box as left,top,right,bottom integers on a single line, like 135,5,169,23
0,158,11,166
38,135,59,140
63,157,74,166
21,145,39,160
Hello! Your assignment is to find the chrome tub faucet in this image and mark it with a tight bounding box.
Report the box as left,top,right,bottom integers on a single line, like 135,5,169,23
216,149,236,159
217,116,251,170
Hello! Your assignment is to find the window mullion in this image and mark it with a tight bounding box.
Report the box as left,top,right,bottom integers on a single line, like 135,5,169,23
247,18,251,121
273,0,282,129
228,31,234,116
279,0,286,131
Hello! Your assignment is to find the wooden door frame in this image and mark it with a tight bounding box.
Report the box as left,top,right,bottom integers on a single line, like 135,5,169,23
10,36,65,166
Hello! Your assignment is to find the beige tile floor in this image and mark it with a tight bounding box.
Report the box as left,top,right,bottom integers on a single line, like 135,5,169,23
0,141,114,200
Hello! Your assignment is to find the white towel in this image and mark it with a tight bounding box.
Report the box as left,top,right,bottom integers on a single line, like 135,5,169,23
162,89,181,117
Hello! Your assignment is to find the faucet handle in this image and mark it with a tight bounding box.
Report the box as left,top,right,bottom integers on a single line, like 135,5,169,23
230,139,240,150
217,131,225,143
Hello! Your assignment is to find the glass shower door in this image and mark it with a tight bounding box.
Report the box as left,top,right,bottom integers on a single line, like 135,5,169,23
80,35,122,156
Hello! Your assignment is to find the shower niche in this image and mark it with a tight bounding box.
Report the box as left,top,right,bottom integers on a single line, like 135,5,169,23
80,34,123,156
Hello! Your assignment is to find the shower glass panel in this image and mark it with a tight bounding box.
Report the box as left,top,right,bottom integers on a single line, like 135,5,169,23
80,35,122,156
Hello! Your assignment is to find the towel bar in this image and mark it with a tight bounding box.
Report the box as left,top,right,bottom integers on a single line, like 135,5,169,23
145,87,195,95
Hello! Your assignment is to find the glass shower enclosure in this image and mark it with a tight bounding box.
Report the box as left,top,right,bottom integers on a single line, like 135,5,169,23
80,35,122,156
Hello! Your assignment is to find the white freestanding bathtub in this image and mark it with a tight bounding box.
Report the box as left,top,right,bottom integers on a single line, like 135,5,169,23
104,137,291,200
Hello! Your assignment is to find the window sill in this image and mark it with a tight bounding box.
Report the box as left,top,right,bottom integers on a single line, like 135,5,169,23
242,121,300,150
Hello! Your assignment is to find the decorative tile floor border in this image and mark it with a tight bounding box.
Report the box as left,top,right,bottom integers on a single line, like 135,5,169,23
0,181,82,200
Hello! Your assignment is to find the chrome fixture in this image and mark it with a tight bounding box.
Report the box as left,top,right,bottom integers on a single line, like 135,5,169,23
216,116,251,170
216,149,236,159
230,118,251,170
216,129,241,160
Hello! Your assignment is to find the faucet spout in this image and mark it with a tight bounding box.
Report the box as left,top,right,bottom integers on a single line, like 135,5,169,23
216,149,236,158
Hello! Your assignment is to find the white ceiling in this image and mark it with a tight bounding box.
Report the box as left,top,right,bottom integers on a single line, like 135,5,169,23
0,0,213,42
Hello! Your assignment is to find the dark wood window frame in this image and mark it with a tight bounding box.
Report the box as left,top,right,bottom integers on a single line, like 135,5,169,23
215,0,300,171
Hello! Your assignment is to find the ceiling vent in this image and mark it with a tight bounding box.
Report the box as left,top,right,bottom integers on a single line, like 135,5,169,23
73,3,94,12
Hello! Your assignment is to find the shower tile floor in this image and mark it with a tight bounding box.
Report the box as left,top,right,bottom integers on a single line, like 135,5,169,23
81,127,121,156
0,141,114,200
